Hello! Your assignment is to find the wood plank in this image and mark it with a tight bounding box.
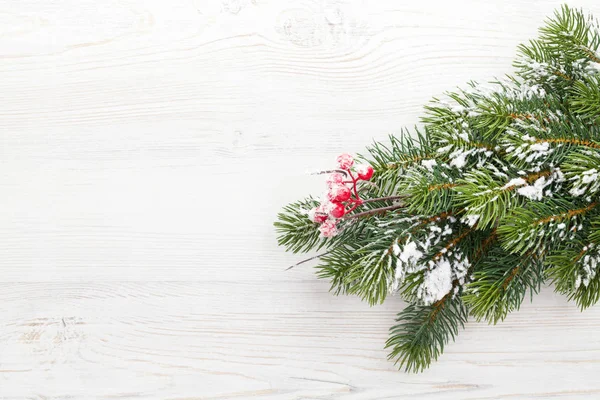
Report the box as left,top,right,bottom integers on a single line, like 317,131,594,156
2,0,600,397
1,282,600,399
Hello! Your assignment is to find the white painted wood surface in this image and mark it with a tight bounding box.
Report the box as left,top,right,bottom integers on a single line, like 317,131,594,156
2,0,600,398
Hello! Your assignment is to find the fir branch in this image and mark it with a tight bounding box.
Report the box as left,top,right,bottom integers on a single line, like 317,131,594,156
432,225,476,262
570,75,600,123
455,169,556,230
547,239,600,310
498,200,599,254
562,150,600,198
343,247,396,305
386,297,468,373
534,201,598,225
399,166,459,215
464,249,544,323
537,137,600,149
316,245,360,295
274,197,324,253
539,5,600,63
515,39,575,84
428,183,459,191
359,131,435,197
454,170,522,230
275,5,600,373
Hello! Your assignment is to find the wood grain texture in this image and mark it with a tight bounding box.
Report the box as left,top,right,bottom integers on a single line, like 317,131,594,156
1,0,600,398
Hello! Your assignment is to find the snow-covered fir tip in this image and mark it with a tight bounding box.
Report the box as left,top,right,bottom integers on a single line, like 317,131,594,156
523,60,555,79
570,167,600,198
504,136,554,168
461,214,480,227
389,217,472,304
509,82,547,101
516,177,547,200
586,61,600,73
501,177,527,190
513,168,564,201
418,253,470,305
574,243,600,289
449,148,473,169
421,159,437,172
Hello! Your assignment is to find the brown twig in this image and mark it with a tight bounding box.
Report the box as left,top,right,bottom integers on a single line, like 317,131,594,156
361,195,407,204
285,249,335,271
535,202,599,225
342,204,404,220
310,169,349,176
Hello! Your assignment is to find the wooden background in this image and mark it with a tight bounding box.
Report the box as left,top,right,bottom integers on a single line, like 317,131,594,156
2,0,600,398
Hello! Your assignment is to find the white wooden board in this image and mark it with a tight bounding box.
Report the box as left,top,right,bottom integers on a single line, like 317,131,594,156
1,0,600,398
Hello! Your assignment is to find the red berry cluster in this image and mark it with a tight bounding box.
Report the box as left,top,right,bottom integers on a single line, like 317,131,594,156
309,153,374,237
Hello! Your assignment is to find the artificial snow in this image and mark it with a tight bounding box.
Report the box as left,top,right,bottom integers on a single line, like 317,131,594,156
420,259,453,304
569,168,600,197
449,149,472,168
462,214,480,227
501,177,527,190
530,142,550,152
516,176,548,200
398,241,424,264
421,159,437,172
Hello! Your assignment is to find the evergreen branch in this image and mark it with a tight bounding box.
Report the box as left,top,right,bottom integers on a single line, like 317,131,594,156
432,225,476,261
359,131,436,197
534,201,598,225
498,200,599,254
399,165,460,215
343,244,397,305
515,39,575,84
316,245,361,295
385,154,437,170
547,240,600,310
386,296,468,373
539,5,600,62
428,183,459,191
570,75,600,123
464,249,544,323
274,197,325,253
562,150,600,198
396,222,479,304
454,170,523,230
275,5,600,373
537,137,600,149
455,169,556,230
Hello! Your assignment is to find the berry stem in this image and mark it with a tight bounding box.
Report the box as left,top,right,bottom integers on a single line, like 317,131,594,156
347,170,360,201
345,202,361,214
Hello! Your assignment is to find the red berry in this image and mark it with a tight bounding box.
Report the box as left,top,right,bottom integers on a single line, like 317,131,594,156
309,206,328,223
356,165,374,180
319,219,338,237
328,185,351,202
336,153,354,170
314,214,327,223
330,203,346,218
326,172,344,187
